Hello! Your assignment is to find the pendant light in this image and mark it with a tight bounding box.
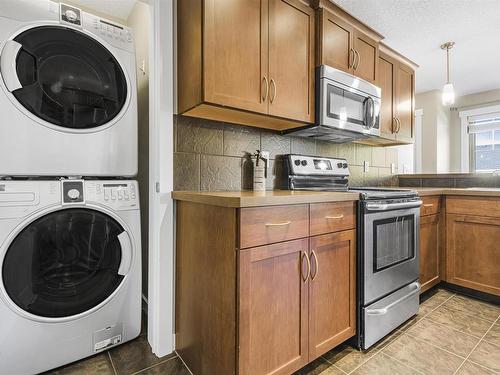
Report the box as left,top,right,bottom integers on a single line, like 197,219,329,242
441,41,455,105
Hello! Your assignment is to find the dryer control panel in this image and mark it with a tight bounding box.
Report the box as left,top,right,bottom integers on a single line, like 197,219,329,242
85,181,139,210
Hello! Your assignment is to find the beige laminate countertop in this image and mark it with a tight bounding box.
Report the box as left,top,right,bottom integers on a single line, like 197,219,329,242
172,188,500,208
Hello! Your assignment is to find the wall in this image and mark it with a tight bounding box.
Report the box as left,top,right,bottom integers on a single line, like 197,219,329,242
415,90,451,173
127,1,150,298
173,115,400,190
449,89,500,172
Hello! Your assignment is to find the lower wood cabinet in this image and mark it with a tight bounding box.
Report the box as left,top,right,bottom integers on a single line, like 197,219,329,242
308,230,356,360
176,201,357,375
446,214,500,296
419,214,440,293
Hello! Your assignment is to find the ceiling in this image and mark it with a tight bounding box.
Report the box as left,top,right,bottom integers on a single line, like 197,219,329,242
333,0,500,96
67,0,137,22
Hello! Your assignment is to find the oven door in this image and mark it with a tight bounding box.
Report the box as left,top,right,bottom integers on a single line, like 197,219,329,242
363,205,420,305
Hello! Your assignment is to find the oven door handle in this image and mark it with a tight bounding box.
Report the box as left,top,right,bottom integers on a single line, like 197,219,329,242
365,200,423,212
366,282,421,316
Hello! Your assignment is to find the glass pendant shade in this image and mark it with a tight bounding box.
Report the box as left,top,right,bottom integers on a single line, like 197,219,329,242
442,82,455,105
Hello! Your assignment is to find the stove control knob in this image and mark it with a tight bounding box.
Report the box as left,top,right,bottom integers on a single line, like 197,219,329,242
294,159,301,166
337,162,343,168
301,160,307,166
343,163,348,168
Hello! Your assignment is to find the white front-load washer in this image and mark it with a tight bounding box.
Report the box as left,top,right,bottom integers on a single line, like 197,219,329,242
0,179,141,374
0,1,138,177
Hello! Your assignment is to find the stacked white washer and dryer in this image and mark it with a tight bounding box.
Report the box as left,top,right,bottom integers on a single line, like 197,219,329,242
0,1,142,373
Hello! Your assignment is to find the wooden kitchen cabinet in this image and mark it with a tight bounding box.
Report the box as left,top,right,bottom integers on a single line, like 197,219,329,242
375,45,417,145
239,239,309,375
177,0,315,131
175,199,357,375
419,214,441,293
315,4,380,84
308,230,356,360
445,197,500,297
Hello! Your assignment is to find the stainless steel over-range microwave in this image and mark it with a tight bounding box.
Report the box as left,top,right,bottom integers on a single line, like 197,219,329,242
286,65,381,143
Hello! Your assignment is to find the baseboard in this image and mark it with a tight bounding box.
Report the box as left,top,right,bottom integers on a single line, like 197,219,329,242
441,282,500,305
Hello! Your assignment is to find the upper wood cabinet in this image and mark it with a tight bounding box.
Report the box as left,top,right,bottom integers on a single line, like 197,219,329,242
376,45,416,145
315,3,381,84
177,0,315,131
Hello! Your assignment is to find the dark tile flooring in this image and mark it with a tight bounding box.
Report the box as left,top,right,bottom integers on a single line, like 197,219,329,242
45,288,500,375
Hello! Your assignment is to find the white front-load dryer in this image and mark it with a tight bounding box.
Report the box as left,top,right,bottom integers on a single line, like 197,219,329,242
0,179,141,374
0,1,138,177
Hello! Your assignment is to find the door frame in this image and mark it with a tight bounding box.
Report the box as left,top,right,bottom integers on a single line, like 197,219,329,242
147,0,175,357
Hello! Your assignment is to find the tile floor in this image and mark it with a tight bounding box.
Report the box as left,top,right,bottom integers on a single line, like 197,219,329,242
45,288,500,375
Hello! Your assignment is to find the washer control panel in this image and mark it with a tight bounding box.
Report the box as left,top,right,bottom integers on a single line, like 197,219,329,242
85,181,139,210
62,180,85,204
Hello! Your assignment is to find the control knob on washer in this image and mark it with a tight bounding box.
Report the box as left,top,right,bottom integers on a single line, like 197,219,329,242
67,189,80,200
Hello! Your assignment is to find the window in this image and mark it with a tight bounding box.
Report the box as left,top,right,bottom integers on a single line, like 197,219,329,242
459,106,500,173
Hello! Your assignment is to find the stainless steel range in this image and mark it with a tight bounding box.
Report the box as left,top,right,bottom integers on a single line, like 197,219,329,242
285,154,422,350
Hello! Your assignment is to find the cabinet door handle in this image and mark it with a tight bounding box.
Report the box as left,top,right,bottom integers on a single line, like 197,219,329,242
349,48,355,68
262,76,269,102
423,203,434,207
310,250,319,281
265,220,291,227
396,118,401,133
301,251,311,282
270,78,277,103
392,118,397,134
354,50,360,70
325,214,344,219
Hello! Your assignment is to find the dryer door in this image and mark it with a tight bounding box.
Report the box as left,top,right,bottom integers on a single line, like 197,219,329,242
1,208,131,318
0,25,128,130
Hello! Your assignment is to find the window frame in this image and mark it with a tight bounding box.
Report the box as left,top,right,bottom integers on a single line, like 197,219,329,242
459,104,500,173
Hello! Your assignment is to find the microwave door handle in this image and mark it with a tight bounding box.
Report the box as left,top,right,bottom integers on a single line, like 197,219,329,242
364,97,375,129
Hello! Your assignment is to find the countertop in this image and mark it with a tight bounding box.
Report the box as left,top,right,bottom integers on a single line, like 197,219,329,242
172,188,500,208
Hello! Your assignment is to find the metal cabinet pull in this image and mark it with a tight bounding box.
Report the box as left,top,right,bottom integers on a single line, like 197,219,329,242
423,203,434,207
310,250,319,281
265,220,291,227
349,48,355,68
301,251,311,282
395,118,401,133
392,118,397,133
262,76,269,102
270,78,277,103
325,214,344,220
354,50,360,70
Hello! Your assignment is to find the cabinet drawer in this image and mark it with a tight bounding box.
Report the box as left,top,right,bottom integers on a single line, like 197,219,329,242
240,205,309,249
421,196,440,216
446,196,500,218
310,202,356,236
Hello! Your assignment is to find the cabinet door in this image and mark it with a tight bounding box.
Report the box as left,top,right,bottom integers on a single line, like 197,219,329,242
239,238,309,375
446,214,500,296
204,0,269,114
318,9,354,74
395,63,414,141
268,0,314,122
420,214,440,293
377,53,396,140
353,31,378,84
308,230,356,360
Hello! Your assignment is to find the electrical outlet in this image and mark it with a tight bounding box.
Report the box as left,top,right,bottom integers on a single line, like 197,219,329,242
391,163,396,174
363,161,369,173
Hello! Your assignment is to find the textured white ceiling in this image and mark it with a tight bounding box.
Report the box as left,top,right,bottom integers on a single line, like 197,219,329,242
333,0,500,96
68,0,137,22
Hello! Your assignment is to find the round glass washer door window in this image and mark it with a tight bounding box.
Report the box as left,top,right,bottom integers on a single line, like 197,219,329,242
2,208,125,318
10,26,127,130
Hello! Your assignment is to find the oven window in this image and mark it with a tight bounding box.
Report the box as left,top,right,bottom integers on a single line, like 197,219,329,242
373,214,415,272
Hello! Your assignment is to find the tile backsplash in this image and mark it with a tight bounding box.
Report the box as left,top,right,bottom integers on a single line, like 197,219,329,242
174,115,399,191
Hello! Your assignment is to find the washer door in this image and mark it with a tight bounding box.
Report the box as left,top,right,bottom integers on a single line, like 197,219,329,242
1,208,130,318
0,25,127,130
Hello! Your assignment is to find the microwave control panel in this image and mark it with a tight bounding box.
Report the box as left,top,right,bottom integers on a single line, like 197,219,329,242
287,155,350,176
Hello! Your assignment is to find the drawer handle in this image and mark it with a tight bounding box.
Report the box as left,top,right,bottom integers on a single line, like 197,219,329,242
310,250,319,281
423,204,434,207
325,214,344,220
265,221,291,227
301,251,311,282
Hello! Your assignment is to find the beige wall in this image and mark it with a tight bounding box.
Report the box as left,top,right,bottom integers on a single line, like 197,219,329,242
415,90,451,173
127,1,150,298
